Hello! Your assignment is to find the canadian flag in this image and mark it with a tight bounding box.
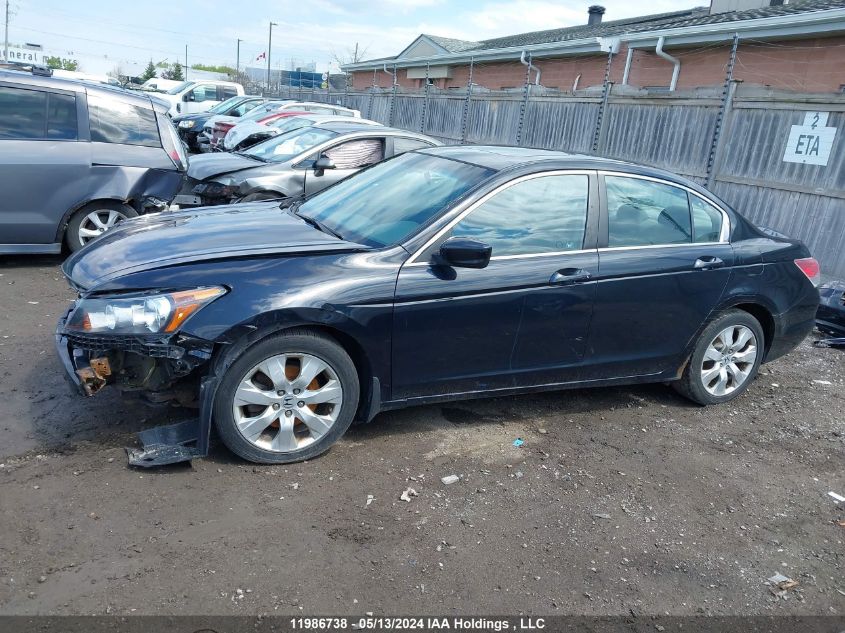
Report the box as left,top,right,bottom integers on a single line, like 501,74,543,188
256,52,266,61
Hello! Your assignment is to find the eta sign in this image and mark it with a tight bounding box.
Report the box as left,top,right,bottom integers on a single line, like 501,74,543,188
782,111,837,166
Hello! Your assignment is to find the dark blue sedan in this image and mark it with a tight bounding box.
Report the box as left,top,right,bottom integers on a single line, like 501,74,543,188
56,146,821,464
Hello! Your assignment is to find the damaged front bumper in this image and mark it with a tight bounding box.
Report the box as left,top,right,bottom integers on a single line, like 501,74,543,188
54,311,220,467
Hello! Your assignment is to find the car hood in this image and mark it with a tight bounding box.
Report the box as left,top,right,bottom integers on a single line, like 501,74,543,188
172,112,209,124
63,202,365,290
224,121,277,149
188,152,265,180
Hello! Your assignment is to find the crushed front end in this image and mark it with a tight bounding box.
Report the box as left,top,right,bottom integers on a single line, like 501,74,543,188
55,287,225,466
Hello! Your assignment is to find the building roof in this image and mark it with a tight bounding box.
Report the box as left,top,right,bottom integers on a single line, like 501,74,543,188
344,0,845,70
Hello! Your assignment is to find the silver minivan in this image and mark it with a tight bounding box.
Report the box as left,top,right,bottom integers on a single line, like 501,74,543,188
0,68,187,253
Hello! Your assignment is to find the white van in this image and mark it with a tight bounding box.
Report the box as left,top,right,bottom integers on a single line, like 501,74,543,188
158,80,245,116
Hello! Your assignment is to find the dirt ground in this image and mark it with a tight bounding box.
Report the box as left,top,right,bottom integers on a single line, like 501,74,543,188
0,255,842,617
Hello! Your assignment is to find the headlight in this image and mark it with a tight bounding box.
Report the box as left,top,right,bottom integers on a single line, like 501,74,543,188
65,287,225,335
178,120,196,129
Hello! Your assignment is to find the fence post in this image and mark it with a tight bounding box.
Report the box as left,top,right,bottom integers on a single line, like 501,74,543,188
515,53,533,146
388,64,398,126
591,50,615,154
460,57,475,144
344,72,350,107
419,62,430,133
367,68,376,119
706,33,740,189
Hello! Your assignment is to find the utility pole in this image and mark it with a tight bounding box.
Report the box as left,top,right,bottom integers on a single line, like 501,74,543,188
184,44,188,80
236,38,242,78
4,0,10,64
267,21,277,91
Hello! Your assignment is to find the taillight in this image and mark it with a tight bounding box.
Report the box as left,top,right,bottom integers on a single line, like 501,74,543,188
794,257,820,287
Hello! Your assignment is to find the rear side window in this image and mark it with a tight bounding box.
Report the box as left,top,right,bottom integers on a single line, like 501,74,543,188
47,93,77,140
690,195,724,243
450,174,589,256
323,138,384,169
88,95,160,147
393,136,434,155
0,86,47,139
0,87,77,140
605,176,691,247
222,86,238,99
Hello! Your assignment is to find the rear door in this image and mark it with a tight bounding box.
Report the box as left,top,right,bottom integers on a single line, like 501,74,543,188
585,173,734,379
302,137,385,195
392,171,599,399
0,83,88,247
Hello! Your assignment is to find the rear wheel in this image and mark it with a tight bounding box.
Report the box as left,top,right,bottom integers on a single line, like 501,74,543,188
213,330,359,464
673,309,764,405
66,201,137,252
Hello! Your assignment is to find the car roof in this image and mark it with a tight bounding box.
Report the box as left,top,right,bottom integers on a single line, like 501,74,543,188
417,145,695,186
0,68,162,111
285,114,376,124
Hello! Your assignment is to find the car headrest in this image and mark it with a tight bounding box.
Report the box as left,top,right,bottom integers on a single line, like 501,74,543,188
616,204,645,222
658,206,691,235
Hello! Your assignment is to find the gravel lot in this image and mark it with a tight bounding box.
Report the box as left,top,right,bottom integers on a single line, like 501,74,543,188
0,255,843,616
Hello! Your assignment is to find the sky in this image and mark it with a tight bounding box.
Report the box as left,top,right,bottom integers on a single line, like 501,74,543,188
4,0,687,75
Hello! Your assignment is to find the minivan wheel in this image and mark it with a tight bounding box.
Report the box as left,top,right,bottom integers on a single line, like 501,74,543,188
66,202,137,252
213,330,360,464
673,309,765,406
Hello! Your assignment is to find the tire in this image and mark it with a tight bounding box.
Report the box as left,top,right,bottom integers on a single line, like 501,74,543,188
673,309,765,406
213,329,360,464
66,201,137,252
239,191,282,203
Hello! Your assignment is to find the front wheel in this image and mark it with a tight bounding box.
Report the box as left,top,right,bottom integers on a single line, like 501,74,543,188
673,309,765,405
213,330,360,464
66,202,137,252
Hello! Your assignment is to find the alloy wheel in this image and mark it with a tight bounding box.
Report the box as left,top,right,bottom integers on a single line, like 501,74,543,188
78,209,129,245
231,353,343,453
700,325,758,396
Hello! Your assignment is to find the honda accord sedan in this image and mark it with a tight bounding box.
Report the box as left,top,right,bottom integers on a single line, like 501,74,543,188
55,146,820,465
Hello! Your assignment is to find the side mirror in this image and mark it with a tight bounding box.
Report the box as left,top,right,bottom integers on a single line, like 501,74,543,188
313,154,336,177
435,237,492,269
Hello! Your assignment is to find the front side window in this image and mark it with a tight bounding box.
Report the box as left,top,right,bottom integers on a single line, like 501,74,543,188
232,100,259,116
297,152,494,247
0,86,47,139
210,95,244,114
323,138,384,169
88,95,160,147
605,176,691,247
188,85,215,102
449,174,589,257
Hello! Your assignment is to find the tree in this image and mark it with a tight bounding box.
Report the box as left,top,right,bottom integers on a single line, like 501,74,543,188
161,62,184,81
140,60,157,82
330,42,368,68
192,63,236,75
45,56,80,71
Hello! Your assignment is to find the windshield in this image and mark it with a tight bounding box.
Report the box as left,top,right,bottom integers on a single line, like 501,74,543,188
209,96,244,113
243,126,337,163
270,115,318,134
297,152,494,247
165,81,193,95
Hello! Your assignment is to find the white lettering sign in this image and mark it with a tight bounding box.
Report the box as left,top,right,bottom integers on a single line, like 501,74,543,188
1,47,43,64
783,111,837,166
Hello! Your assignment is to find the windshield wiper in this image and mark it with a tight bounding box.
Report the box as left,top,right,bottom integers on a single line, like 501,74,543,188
290,204,344,240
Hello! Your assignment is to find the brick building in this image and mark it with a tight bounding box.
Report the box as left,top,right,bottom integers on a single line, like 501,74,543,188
343,0,845,94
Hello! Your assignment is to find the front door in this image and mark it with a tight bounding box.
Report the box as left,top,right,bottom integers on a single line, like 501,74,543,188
303,137,385,196
585,173,734,379
391,171,599,400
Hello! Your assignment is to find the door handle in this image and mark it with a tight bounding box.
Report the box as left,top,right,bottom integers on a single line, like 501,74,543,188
549,268,592,285
694,256,725,270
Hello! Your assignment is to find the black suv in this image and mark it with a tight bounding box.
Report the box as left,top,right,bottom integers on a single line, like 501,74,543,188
0,68,187,253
